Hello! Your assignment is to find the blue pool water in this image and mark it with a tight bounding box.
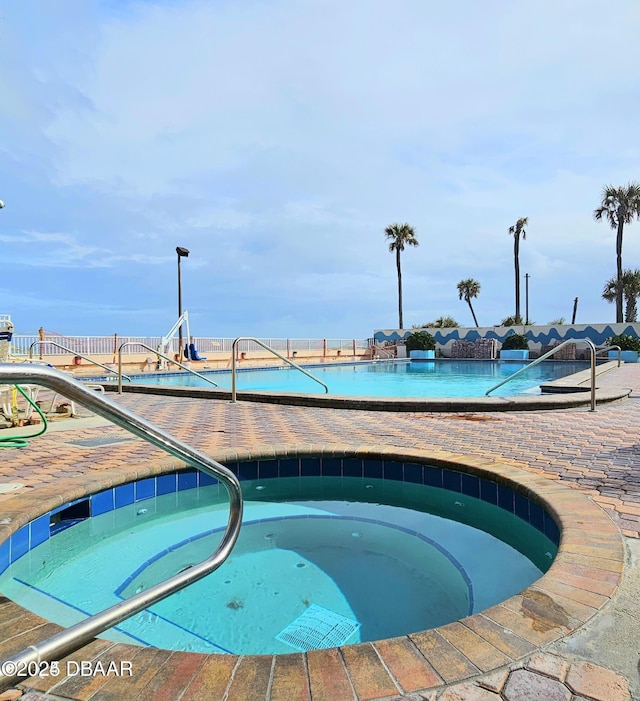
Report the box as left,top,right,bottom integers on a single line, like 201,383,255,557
130,360,589,397
0,475,556,655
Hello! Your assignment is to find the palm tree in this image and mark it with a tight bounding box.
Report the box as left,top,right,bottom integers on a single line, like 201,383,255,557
384,223,419,329
457,278,481,327
602,269,640,322
594,183,640,323
508,217,528,324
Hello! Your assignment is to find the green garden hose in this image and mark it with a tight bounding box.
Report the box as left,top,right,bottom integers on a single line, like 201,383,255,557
0,385,48,448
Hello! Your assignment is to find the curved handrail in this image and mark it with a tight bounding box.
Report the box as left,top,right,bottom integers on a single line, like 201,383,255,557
29,340,131,382
117,341,218,393
485,339,597,411
595,345,621,366
0,363,242,682
231,337,328,402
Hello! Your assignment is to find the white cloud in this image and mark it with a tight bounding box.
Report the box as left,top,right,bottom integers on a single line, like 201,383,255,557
1,0,639,336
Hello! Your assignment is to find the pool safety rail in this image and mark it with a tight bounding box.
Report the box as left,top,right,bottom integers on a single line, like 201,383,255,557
0,363,243,686
28,340,131,383
596,345,622,365
117,341,219,393
231,337,329,402
372,342,395,360
485,339,602,410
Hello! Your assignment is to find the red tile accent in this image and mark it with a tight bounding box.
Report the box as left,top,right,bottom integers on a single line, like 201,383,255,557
373,637,442,692
340,643,399,700
306,648,355,701
225,656,273,701
270,654,311,701
409,630,479,683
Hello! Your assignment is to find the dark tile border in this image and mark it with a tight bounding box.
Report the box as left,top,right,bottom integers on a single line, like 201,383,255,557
0,456,561,569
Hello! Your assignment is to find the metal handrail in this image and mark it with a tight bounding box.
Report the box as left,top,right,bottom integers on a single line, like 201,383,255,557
596,345,621,366
373,342,395,359
485,339,597,411
231,337,328,402
29,340,131,383
0,363,242,683
117,342,218,394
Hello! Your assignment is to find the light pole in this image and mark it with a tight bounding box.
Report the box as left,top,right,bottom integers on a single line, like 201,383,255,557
176,246,189,358
0,200,4,209
525,273,530,325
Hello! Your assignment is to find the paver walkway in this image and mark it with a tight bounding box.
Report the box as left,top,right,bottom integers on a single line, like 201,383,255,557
7,363,638,536
0,361,639,700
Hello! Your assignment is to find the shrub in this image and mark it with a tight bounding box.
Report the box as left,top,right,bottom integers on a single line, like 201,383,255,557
501,333,529,350
412,316,459,329
405,331,436,352
606,334,640,352
428,316,460,328
499,315,536,326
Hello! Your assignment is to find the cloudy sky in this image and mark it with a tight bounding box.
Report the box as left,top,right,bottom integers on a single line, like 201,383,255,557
1,0,639,339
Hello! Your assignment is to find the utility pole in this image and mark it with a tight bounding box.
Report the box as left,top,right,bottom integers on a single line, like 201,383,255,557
176,246,190,358
524,273,530,325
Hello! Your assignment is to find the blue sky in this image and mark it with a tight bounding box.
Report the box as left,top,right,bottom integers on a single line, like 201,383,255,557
1,0,639,339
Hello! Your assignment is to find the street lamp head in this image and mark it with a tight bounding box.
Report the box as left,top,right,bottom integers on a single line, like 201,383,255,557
176,246,189,258
0,200,5,209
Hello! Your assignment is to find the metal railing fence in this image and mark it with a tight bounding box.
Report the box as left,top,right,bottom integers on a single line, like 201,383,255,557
11,335,371,357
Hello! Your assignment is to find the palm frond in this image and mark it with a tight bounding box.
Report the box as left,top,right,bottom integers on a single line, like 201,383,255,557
457,278,481,301
384,222,419,251
508,217,528,238
594,182,640,227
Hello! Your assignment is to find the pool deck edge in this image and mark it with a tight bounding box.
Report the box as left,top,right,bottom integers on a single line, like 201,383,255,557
104,382,631,412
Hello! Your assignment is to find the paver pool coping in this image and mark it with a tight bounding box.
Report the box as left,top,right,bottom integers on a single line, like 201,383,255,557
104,359,630,411
0,444,624,700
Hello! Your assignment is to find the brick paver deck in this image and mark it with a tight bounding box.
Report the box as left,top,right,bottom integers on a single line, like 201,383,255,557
0,361,638,700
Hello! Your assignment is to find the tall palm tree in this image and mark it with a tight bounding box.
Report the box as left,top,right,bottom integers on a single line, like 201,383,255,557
384,223,419,329
457,278,481,327
594,183,640,323
602,269,640,322
508,217,528,324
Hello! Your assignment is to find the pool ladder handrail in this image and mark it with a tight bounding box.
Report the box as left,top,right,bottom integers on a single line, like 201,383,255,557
372,342,396,360
595,345,621,366
0,363,242,684
485,338,598,411
28,340,132,382
117,341,219,393
231,337,328,402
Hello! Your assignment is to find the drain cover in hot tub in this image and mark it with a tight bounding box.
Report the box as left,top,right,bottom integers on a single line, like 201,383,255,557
275,604,360,652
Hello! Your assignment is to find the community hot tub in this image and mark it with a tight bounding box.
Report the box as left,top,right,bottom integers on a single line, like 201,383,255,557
0,448,625,697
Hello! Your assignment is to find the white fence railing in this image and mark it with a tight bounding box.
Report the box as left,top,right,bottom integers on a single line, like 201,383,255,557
10,335,372,357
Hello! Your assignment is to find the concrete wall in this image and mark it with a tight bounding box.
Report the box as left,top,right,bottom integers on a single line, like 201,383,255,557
374,323,640,357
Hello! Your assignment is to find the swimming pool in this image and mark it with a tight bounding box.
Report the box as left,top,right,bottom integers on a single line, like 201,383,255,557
0,457,557,656
129,360,591,398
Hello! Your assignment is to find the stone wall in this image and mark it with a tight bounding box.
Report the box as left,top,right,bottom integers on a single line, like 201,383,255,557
451,338,497,359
